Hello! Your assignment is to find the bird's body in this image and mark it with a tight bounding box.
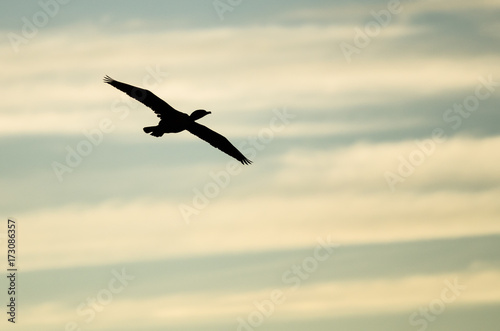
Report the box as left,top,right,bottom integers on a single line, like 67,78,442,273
103,75,252,165
145,114,190,136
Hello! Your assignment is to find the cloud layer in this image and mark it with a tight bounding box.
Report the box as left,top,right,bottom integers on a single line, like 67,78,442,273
1,0,500,330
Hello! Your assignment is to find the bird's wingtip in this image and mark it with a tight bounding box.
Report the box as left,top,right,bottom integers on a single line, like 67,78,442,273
103,75,113,83
241,158,252,165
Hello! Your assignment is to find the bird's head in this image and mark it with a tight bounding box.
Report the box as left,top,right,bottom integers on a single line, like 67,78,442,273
190,109,212,121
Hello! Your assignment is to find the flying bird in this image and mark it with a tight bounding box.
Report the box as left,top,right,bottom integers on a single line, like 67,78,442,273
103,75,252,165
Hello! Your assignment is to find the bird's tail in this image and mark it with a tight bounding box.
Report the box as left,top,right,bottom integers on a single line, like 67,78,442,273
143,126,155,134
143,126,163,137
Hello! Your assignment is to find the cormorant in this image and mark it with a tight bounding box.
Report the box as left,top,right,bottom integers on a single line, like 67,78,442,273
104,76,252,165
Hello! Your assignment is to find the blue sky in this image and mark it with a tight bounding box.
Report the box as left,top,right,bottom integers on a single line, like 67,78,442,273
1,0,500,330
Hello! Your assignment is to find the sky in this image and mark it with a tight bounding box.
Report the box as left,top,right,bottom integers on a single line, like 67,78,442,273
1,0,500,330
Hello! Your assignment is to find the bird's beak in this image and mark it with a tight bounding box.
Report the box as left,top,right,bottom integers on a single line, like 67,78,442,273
208,111,212,114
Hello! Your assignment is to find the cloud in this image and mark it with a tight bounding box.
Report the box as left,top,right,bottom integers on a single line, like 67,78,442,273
2,18,500,136
3,2,500,331
15,269,500,330
16,180,500,271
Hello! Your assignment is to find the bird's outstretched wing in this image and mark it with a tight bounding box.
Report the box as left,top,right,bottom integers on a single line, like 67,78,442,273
187,122,252,165
103,75,179,118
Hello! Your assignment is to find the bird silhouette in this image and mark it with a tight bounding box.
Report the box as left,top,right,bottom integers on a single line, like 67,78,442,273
104,76,252,165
